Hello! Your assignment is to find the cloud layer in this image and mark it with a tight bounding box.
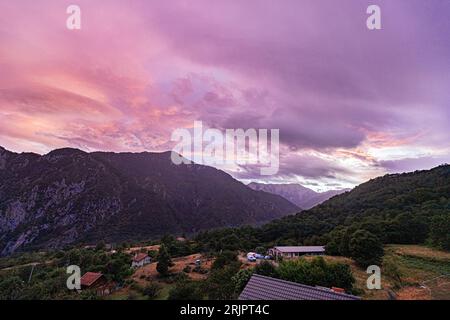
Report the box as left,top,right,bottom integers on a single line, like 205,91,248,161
0,0,449,190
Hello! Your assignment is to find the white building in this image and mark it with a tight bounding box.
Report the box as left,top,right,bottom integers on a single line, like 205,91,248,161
268,246,325,259
131,253,152,268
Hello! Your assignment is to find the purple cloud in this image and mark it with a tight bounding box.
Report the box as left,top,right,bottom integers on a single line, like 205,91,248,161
0,0,449,188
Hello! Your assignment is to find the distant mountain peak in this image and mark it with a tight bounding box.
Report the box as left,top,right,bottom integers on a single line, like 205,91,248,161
248,182,350,209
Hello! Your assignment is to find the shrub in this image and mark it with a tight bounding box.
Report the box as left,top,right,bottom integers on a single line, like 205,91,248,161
429,215,450,250
382,255,403,288
168,280,203,300
232,269,253,293
183,265,192,273
349,230,384,267
143,282,161,299
277,257,355,292
212,251,239,270
130,282,143,293
127,292,139,300
206,262,241,300
254,261,278,278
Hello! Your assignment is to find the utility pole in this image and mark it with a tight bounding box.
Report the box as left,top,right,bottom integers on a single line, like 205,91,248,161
28,263,38,283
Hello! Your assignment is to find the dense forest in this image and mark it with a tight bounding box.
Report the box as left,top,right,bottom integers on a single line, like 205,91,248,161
195,165,450,265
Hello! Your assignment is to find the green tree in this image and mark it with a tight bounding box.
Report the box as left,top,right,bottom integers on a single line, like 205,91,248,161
0,276,25,300
156,244,173,276
429,215,450,250
168,280,203,300
349,230,384,267
95,240,106,251
211,251,239,270
325,227,352,256
277,257,355,292
255,247,266,255
382,255,402,288
143,282,161,299
207,265,241,299
204,251,242,299
254,261,278,278
232,269,253,293
103,252,133,282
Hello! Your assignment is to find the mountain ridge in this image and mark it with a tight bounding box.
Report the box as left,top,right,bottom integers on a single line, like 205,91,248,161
248,182,350,209
0,146,299,255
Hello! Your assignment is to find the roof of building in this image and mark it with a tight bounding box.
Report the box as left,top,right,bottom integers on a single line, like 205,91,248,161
239,274,360,300
80,272,104,287
133,253,150,262
273,246,325,253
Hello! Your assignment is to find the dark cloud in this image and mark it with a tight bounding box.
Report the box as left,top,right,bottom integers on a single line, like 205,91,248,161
379,156,450,173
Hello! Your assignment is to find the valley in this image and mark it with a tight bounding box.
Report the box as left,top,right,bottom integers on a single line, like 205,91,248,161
0,147,448,301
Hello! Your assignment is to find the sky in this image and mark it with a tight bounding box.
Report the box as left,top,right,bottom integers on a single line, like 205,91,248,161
0,0,449,191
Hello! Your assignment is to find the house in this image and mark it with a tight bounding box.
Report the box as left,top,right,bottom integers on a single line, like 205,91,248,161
131,253,152,268
239,274,360,300
80,272,114,296
268,246,325,259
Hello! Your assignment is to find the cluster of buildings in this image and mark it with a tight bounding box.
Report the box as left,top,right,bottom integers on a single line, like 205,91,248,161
239,245,361,300
79,252,152,296
246,246,326,261
78,245,359,300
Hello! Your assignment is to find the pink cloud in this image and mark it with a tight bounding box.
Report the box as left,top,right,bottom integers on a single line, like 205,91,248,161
0,0,449,187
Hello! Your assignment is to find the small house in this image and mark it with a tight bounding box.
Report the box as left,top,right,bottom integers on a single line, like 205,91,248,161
131,253,152,268
268,246,325,259
80,272,114,296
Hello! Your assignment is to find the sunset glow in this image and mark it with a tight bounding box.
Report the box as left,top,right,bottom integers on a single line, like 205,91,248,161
1,0,449,191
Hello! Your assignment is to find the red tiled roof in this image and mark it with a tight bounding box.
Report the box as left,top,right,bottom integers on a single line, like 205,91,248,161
80,272,104,287
133,253,149,262
332,287,346,293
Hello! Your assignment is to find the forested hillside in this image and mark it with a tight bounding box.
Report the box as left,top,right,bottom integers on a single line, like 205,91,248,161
196,165,450,263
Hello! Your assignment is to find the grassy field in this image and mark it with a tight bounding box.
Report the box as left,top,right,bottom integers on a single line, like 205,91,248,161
311,245,450,300
386,245,450,300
